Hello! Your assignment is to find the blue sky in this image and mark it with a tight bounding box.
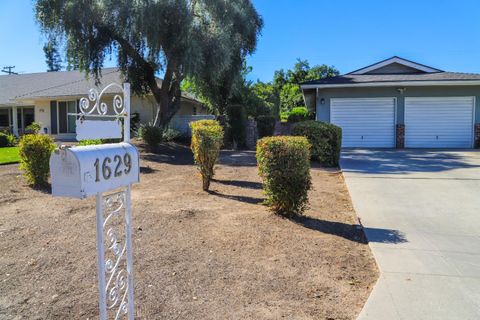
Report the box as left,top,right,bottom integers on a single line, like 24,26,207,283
1,0,480,81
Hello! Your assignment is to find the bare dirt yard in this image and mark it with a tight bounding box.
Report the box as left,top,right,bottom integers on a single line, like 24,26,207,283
0,142,377,320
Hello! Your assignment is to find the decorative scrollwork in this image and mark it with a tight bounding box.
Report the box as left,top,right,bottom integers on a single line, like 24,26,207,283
79,83,126,116
102,190,131,319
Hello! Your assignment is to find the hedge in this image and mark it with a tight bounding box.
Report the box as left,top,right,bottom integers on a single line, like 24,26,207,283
226,104,246,148
287,107,308,123
256,136,311,216
19,134,56,186
256,115,276,138
292,120,342,167
190,119,224,191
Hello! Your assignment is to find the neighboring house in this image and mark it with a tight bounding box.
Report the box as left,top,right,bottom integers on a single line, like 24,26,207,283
301,56,480,148
0,68,210,139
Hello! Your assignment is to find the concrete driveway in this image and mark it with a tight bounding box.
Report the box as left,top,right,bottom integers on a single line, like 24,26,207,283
341,149,480,320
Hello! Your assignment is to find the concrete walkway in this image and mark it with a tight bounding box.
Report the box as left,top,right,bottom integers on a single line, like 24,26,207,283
340,149,480,320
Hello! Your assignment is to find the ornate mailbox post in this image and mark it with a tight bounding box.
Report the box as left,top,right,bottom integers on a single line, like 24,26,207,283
50,83,138,320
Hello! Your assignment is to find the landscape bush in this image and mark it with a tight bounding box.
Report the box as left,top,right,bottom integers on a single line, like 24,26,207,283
25,122,42,134
292,120,342,167
78,139,103,146
0,132,16,147
190,119,224,191
226,104,247,148
162,128,181,142
256,136,312,216
287,107,309,123
138,123,163,149
256,115,276,138
18,134,56,186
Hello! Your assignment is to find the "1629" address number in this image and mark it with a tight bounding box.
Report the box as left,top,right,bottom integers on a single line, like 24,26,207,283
94,153,132,182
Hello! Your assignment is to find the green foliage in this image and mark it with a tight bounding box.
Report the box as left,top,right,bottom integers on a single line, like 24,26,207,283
0,132,16,147
251,82,280,118
256,136,312,216
43,38,62,72
226,105,247,148
78,139,103,146
287,107,309,123
36,0,263,129
138,124,163,150
256,115,276,138
274,59,339,114
292,121,342,167
18,134,55,186
279,83,303,114
25,122,42,134
0,147,20,165
190,120,224,191
162,128,181,142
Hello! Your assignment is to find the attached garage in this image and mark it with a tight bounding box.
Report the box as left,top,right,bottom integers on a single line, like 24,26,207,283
301,56,480,149
330,98,395,148
405,97,474,148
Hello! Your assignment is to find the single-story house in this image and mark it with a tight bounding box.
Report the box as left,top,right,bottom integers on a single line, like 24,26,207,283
0,68,211,139
301,56,480,148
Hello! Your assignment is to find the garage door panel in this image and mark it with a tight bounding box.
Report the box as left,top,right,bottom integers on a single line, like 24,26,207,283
405,97,474,148
331,98,395,148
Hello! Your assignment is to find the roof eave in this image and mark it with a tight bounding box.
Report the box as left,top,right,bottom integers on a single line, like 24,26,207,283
301,80,480,90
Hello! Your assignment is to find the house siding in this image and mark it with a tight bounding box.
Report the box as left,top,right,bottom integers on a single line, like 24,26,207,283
315,85,480,124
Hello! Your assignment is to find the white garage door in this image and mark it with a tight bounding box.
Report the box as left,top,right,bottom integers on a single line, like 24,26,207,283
330,98,395,148
405,97,474,148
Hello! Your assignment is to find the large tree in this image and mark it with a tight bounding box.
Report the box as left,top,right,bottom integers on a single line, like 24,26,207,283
43,38,63,72
35,0,263,129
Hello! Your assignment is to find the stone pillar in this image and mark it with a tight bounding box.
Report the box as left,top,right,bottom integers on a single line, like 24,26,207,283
245,119,258,150
474,123,480,148
396,124,405,149
11,106,18,137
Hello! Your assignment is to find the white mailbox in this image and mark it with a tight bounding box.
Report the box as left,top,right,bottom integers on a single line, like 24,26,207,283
50,142,140,199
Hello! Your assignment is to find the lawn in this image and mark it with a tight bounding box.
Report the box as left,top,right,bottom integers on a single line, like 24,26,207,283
0,147,20,165
0,142,377,319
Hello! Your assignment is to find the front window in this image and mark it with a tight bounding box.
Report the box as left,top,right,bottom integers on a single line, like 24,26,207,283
0,109,9,128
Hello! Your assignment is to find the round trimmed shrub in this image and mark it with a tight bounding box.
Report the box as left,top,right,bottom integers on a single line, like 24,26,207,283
256,115,276,138
287,107,308,123
292,120,342,167
190,119,224,191
18,134,56,186
256,136,312,216
139,124,163,150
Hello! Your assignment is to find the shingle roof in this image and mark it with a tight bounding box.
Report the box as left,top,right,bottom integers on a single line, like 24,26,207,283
0,68,198,105
302,72,480,86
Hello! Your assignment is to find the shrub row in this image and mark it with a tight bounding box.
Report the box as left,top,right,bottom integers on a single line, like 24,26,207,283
190,119,224,191
256,136,312,216
292,120,342,167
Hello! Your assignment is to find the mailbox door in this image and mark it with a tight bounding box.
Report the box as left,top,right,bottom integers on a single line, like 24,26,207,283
74,142,140,197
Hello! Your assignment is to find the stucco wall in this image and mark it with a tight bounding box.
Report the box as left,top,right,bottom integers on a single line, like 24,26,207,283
314,85,480,124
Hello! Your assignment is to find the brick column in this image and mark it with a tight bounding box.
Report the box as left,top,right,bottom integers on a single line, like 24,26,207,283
475,123,480,148
396,124,405,149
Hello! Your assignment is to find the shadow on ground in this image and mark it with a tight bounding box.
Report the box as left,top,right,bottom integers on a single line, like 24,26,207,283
292,215,407,244
207,190,264,204
140,142,258,167
212,178,262,190
341,149,480,175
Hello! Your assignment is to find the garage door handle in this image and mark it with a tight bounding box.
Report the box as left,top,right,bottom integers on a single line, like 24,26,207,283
436,135,439,140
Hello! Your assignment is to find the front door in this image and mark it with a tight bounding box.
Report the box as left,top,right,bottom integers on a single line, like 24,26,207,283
58,101,77,134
